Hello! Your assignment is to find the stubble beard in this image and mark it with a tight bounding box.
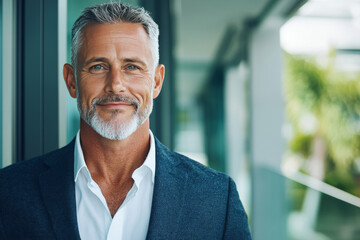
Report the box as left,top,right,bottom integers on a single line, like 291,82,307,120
78,92,153,141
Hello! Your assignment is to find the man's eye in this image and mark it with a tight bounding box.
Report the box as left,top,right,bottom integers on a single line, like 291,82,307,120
127,65,138,70
90,65,104,70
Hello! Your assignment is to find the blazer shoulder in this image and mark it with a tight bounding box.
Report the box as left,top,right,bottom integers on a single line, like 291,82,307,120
155,137,230,185
176,151,228,180
0,140,75,182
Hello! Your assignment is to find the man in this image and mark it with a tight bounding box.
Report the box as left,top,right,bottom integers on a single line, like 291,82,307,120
0,3,251,239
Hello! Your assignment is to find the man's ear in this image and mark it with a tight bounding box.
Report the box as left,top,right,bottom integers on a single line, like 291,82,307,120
63,63,77,98
153,64,165,99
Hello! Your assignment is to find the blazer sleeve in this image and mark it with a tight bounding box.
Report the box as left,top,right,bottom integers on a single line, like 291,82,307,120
0,215,7,239
222,178,252,240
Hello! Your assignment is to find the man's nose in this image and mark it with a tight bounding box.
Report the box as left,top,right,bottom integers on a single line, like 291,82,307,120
106,68,126,93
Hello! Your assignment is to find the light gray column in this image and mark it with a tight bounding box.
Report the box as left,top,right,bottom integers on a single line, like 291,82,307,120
2,0,16,167
58,0,67,148
249,19,287,240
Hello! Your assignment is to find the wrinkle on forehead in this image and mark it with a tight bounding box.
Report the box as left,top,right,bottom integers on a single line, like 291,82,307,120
78,22,154,69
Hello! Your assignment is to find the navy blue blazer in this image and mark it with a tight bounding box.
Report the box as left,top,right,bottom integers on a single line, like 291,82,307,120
0,137,251,239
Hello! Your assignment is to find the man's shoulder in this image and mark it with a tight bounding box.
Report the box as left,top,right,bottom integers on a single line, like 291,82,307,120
0,140,75,182
175,150,228,181
155,138,230,185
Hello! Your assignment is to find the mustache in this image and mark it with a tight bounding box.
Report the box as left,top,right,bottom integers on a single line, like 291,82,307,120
92,94,139,110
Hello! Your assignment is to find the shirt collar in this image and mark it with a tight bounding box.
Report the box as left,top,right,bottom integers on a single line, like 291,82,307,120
74,131,89,182
143,130,156,183
74,130,156,184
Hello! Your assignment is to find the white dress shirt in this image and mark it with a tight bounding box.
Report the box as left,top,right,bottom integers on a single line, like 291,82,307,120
74,130,156,240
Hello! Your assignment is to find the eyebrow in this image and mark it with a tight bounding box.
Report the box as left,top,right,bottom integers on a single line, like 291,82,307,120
84,57,109,66
122,57,147,67
83,57,148,68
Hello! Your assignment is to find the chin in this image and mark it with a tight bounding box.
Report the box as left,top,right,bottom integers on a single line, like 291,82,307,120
90,114,140,141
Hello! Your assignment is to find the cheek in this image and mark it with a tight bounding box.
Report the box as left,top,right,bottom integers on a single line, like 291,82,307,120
131,81,153,103
126,73,153,97
78,82,102,106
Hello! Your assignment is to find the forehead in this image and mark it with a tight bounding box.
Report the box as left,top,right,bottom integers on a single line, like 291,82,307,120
79,22,152,61
82,22,149,40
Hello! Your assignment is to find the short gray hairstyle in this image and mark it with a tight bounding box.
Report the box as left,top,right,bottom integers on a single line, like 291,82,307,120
71,2,159,72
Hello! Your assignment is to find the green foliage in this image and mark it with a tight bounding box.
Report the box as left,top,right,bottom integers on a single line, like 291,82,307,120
284,51,360,196
324,169,357,196
289,132,313,159
284,54,326,114
287,181,307,211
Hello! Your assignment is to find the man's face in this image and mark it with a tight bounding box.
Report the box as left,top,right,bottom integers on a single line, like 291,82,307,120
65,22,164,140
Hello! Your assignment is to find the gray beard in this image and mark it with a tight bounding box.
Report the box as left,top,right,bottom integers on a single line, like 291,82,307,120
78,93,153,140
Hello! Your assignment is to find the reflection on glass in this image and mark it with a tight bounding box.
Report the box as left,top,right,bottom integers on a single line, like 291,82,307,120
282,0,360,197
287,173,360,239
282,1,360,239
172,0,252,213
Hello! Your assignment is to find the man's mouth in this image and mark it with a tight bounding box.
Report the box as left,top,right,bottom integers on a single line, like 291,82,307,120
93,95,139,111
97,101,134,110
99,102,132,106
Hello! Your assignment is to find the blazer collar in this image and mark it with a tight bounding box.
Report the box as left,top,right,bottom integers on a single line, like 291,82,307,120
38,137,187,240
39,139,81,240
146,137,189,239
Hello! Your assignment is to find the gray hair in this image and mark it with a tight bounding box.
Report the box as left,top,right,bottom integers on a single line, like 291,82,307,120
71,2,159,72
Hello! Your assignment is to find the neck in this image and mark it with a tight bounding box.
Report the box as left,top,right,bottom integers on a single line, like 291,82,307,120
79,118,151,185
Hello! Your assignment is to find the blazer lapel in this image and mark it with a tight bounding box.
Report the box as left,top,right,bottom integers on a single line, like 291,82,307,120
38,140,81,240
146,138,189,239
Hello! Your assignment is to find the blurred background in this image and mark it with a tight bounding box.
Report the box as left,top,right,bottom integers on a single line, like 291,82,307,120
1,0,360,239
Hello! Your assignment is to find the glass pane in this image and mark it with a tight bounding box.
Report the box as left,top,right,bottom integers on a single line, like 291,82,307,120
282,1,360,238
286,174,360,239
173,0,254,212
281,0,360,198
